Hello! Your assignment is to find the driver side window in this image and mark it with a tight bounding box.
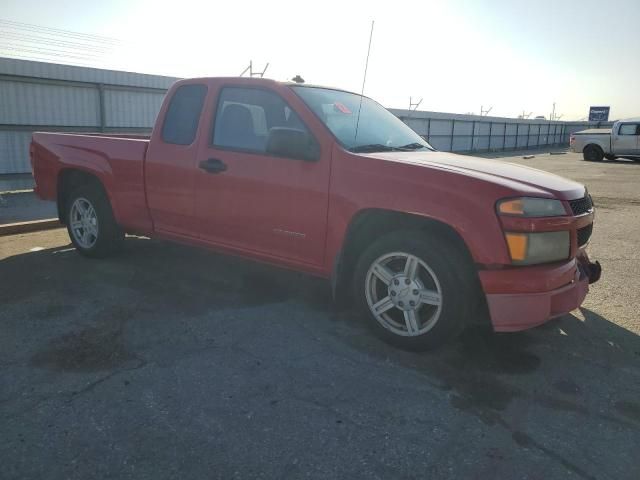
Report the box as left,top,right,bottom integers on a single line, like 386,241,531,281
212,87,309,154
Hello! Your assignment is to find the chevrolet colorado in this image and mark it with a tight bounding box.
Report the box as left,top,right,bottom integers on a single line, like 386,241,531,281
31,77,601,349
570,118,640,161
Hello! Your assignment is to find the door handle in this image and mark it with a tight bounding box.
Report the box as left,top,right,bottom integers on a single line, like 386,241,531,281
199,158,227,174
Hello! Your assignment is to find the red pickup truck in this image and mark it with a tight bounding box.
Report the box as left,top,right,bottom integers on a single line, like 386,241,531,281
31,77,601,349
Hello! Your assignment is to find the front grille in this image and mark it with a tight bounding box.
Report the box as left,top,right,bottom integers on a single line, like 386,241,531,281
569,196,593,216
577,223,593,247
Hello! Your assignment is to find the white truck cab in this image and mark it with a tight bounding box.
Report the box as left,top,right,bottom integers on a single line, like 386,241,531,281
570,118,640,161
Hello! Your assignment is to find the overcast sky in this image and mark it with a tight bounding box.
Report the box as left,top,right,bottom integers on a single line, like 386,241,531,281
2,0,639,120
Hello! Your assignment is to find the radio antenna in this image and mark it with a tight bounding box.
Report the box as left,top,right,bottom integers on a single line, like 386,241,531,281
354,20,375,142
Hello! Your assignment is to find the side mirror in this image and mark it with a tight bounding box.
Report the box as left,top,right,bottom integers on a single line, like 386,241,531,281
265,127,320,162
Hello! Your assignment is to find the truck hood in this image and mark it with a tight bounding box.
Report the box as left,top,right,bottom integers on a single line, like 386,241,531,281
363,151,586,200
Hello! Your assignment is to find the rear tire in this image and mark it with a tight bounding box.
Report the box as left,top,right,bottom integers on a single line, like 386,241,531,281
583,145,604,162
352,230,479,351
65,185,123,258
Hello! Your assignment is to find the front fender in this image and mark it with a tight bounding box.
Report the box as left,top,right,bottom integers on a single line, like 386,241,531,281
324,160,515,274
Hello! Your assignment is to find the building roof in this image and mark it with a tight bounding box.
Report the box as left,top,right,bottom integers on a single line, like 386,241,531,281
0,57,179,89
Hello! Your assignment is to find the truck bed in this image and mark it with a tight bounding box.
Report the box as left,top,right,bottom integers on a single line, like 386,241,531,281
31,132,152,233
67,132,151,140
573,128,612,135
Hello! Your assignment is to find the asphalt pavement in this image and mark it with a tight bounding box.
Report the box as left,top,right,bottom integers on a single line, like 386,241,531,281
0,191,57,225
1,151,639,480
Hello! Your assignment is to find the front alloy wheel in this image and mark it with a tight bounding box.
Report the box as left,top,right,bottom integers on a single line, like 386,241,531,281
365,252,443,336
353,231,478,350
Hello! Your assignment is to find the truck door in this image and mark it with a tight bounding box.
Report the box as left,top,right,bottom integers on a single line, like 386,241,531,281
145,83,208,236
194,85,331,266
613,123,640,155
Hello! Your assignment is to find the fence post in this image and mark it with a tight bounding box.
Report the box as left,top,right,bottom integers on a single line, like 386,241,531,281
515,123,520,150
537,124,541,147
450,119,455,152
526,123,531,149
98,83,106,133
488,121,493,152
503,122,507,150
427,117,431,144
470,120,475,152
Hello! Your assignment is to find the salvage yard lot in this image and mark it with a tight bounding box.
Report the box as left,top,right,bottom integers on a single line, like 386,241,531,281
1,151,639,479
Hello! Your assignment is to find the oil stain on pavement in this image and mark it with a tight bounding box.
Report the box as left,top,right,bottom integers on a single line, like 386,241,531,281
30,306,135,372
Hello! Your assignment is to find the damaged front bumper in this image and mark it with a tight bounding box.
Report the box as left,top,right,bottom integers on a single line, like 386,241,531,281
580,257,602,284
480,251,602,332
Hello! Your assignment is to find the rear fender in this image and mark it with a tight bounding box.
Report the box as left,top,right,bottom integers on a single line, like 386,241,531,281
583,140,609,154
54,146,118,221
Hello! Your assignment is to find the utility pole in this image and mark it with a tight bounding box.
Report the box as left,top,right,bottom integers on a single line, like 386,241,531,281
549,102,563,121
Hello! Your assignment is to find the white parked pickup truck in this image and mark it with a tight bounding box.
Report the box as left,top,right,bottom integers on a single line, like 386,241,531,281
570,118,640,161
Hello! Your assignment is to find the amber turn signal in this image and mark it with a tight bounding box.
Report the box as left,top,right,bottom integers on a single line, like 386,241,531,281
504,232,528,261
497,197,566,217
498,199,525,215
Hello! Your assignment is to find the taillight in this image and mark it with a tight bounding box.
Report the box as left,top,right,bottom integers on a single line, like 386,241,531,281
569,136,575,145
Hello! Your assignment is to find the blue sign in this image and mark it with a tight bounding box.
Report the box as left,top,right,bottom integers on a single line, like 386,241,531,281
589,106,610,122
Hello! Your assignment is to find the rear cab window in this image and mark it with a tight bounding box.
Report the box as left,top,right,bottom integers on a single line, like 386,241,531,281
162,84,208,145
618,124,640,135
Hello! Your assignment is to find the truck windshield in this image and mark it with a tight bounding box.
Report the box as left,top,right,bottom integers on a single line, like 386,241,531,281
291,86,433,153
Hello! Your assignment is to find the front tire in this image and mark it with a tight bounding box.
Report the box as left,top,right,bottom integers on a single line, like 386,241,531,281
353,231,479,350
65,185,123,258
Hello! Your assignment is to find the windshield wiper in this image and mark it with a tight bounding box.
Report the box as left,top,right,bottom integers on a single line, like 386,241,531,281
351,143,432,153
350,144,405,153
397,142,430,150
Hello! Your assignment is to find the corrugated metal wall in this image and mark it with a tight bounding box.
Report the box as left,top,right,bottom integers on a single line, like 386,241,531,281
0,57,178,174
103,89,165,128
0,80,100,125
0,131,31,174
0,57,613,175
391,109,613,153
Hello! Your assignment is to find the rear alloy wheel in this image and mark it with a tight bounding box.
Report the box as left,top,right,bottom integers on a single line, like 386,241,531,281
69,197,99,249
353,231,478,350
66,185,123,258
583,145,604,162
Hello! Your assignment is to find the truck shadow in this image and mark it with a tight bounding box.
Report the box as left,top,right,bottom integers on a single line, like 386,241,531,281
2,235,639,427
339,305,640,429
604,157,640,165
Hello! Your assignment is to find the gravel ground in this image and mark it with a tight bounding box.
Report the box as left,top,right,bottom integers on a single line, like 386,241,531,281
1,151,639,480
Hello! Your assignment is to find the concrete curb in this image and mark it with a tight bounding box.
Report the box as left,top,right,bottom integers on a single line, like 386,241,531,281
0,189,34,195
0,219,63,236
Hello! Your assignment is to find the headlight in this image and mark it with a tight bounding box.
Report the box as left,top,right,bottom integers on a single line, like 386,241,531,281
497,197,566,217
504,231,570,265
